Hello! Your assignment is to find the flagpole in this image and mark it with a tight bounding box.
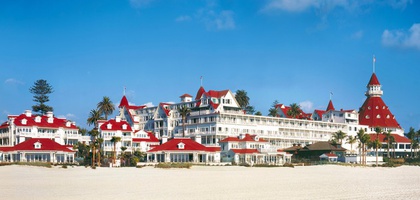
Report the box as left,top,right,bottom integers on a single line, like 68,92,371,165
373,55,376,73
200,76,203,87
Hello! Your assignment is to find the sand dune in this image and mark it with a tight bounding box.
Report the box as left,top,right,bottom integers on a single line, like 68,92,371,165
1,165,420,200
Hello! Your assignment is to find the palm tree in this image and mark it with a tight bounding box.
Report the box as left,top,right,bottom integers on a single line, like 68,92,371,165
407,127,416,158
268,100,279,117
332,130,347,145
389,136,396,158
383,130,393,158
120,146,127,166
346,135,357,154
287,103,301,119
97,96,115,120
89,129,99,168
87,109,103,128
357,129,370,165
96,137,104,166
111,136,121,165
374,127,382,166
235,90,250,111
177,105,191,137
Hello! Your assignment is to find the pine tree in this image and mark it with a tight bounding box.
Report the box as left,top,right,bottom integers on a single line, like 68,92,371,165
29,79,54,115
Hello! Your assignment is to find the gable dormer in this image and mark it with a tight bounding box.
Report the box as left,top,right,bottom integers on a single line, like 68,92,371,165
66,121,71,127
107,123,112,130
254,136,259,142
34,141,42,149
47,117,54,124
177,142,185,149
21,118,27,125
122,124,127,130
35,116,41,123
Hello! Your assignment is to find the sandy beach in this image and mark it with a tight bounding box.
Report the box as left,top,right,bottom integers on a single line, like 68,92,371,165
1,165,420,200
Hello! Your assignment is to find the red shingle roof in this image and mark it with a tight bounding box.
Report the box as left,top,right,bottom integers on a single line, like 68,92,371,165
326,100,335,111
369,134,411,143
0,138,73,152
367,73,381,86
147,138,220,152
219,134,267,143
100,119,132,131
119,96,146,110
11,113,77,129
132,131,160,143
358,97,401,129
180,93,192,98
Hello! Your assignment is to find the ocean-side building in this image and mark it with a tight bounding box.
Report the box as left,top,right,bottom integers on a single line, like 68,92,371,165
0,138,76,163
0,110,88,147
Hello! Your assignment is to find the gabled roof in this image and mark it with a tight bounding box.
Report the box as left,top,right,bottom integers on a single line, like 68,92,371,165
358,97,401,129
99,119,132,131
275,104,310,119
132,131,160,143
303,141,346,151
313,110,326,120
326,100,335,111
206,90,229,98
159,103,172,116
369,134,411,143
119,96,146,110
11,113,77,129
195,86,206,100
147,138,220,152
367,73,381,86
0,138,73,152
219,134,267,143
0,121,9,129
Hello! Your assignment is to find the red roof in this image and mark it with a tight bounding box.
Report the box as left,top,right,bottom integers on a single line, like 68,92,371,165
275,104,310,119
195,87,206,100
0,121,9,129
326,100,335,111
321,153,337,157
314,110,325,120
206,90,229,98
148,138,220,152
358,97,401,128
132,131,160,143
100,119,132,131
119,96,146,110
0,138,73,152
10,113,77,129
219,134,267,143
180,93,192,98
369,134,411,143
367,73,381,86
159,103,172,116
230,149,259,154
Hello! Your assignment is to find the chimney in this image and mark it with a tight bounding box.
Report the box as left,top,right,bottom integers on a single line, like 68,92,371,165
161,136,168,144
195,135,202,144
24,110,32,117
46,111,53,118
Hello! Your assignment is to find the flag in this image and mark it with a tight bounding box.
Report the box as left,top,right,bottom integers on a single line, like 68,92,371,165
373,56,376,63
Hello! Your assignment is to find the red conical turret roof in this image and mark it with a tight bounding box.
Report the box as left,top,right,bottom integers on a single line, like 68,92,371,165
367,73,380,86
119,96,129,108
326,100,335,111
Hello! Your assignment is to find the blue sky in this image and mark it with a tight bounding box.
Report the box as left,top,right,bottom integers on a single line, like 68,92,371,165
1,0,419,131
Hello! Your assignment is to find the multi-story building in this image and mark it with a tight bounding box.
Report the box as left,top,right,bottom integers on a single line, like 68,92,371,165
0,110,88,147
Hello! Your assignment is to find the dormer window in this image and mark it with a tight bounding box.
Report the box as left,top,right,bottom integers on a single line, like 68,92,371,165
35,116,41,123
376,114,381,119
47,117,53,124
122,124,127,130
365,115,370,119
177,142,185,149
107,123,112,129
254,136,259,141
383,106,385,109
387,115,390,119
34,141,42,149
368,106,371,110
375,106,379,109
22,119,27,125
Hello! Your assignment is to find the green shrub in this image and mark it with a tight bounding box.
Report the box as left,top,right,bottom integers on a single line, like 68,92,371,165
16,162,52,168
283,163,295,168
155,162,192,169
62,165,68,169
253,164,281,167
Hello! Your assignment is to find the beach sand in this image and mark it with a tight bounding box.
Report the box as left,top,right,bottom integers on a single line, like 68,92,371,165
1,165,420,200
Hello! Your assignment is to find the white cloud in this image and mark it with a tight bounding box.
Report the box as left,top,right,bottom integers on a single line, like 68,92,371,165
382,23,420,50
387,0,412,9
5,78,24,85
144,102,154,107
197,8,235,30
264,0,319,12
129,0,155,8
351,30,364,40
299,101,314,113
66,113,76,118
175,15,192,22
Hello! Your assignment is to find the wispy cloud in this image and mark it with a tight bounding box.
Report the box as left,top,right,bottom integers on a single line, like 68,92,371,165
262,0,350,13
351,30,364,40
175,15,192,22
129,0,155,8
196,8,235,31
382,23,420,50
387,0,412,9
5,78,24,85
144,102,154,107
299,100,314,113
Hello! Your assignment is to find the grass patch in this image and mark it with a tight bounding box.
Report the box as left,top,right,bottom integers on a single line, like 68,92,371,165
155,162,192,169
15,162,52,168
253,164,281,167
